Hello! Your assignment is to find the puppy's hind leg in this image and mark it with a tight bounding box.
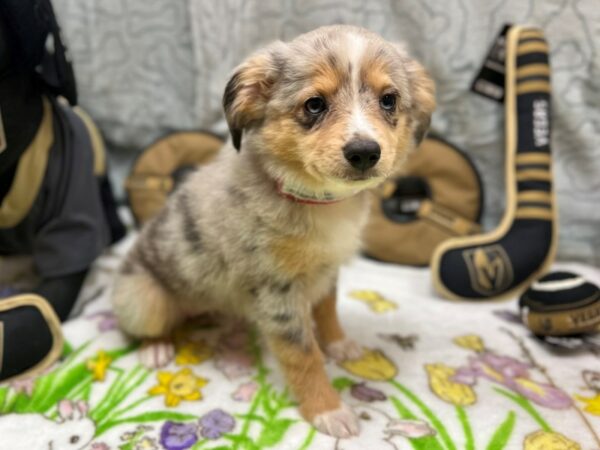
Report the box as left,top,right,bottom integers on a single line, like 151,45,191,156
111,268,184,368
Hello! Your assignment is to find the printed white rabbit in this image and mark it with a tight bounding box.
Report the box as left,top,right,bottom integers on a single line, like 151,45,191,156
0,399,95,450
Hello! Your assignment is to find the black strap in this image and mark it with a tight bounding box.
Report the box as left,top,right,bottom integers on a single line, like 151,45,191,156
39,0,77,104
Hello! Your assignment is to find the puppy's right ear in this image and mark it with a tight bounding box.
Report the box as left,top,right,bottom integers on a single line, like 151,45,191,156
223,43,285,151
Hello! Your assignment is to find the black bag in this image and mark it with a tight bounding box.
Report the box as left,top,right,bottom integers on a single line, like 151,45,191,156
0,0,76,104
0,0,125,244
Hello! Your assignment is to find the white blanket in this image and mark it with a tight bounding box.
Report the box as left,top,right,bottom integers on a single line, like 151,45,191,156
1,236,598,449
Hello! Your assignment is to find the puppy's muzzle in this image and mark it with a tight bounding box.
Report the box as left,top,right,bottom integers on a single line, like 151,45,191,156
343,139,381,172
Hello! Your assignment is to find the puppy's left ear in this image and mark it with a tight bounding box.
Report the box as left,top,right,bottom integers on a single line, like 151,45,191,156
223,43,285,151
405,58,436,147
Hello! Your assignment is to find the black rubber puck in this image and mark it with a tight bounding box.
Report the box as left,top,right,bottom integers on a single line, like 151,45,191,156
519,271,600,336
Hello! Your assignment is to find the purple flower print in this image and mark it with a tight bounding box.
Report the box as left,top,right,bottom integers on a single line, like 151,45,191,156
351,383,387,402
453,352,573,409
86,310,119,332
199,409,235,439
90,444,110,450
510,377,573,409
452,354,531,385
452,366,478,386
160,421,198,450
473,353,531,379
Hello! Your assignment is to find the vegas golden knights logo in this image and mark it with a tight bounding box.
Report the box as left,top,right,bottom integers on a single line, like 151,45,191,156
463,245,514,296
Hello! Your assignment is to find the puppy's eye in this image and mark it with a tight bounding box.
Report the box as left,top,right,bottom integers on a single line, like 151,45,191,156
380,93,396,111
70,436,80,444
304,96,327,115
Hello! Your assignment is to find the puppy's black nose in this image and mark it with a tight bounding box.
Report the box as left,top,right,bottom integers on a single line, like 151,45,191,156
343,139,381,171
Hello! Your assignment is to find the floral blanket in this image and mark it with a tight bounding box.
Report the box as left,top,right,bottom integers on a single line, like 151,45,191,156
0,237,599,450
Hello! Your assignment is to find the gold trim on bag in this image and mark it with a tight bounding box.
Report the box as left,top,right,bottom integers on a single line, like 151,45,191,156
0,98,53,228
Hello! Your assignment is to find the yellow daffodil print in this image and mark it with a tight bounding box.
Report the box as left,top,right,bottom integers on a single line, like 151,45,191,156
148,368,208,407
86,350,113,382
453,334,486,353
524,430,581,450
348,290,397,313
575,393,600,416
340,348,397,381
425,363,477,406
175,340,213,366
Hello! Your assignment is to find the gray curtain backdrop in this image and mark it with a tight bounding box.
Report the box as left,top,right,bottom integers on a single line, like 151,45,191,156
53,0,600,265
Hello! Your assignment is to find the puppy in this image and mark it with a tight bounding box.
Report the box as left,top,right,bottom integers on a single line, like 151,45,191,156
111,25,435,438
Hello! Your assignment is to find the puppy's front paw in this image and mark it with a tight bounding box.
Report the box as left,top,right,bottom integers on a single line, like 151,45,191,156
326,338,364,362
312,403,359,438
139,340,175,368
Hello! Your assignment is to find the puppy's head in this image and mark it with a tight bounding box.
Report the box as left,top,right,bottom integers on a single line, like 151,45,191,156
223,25,435,197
